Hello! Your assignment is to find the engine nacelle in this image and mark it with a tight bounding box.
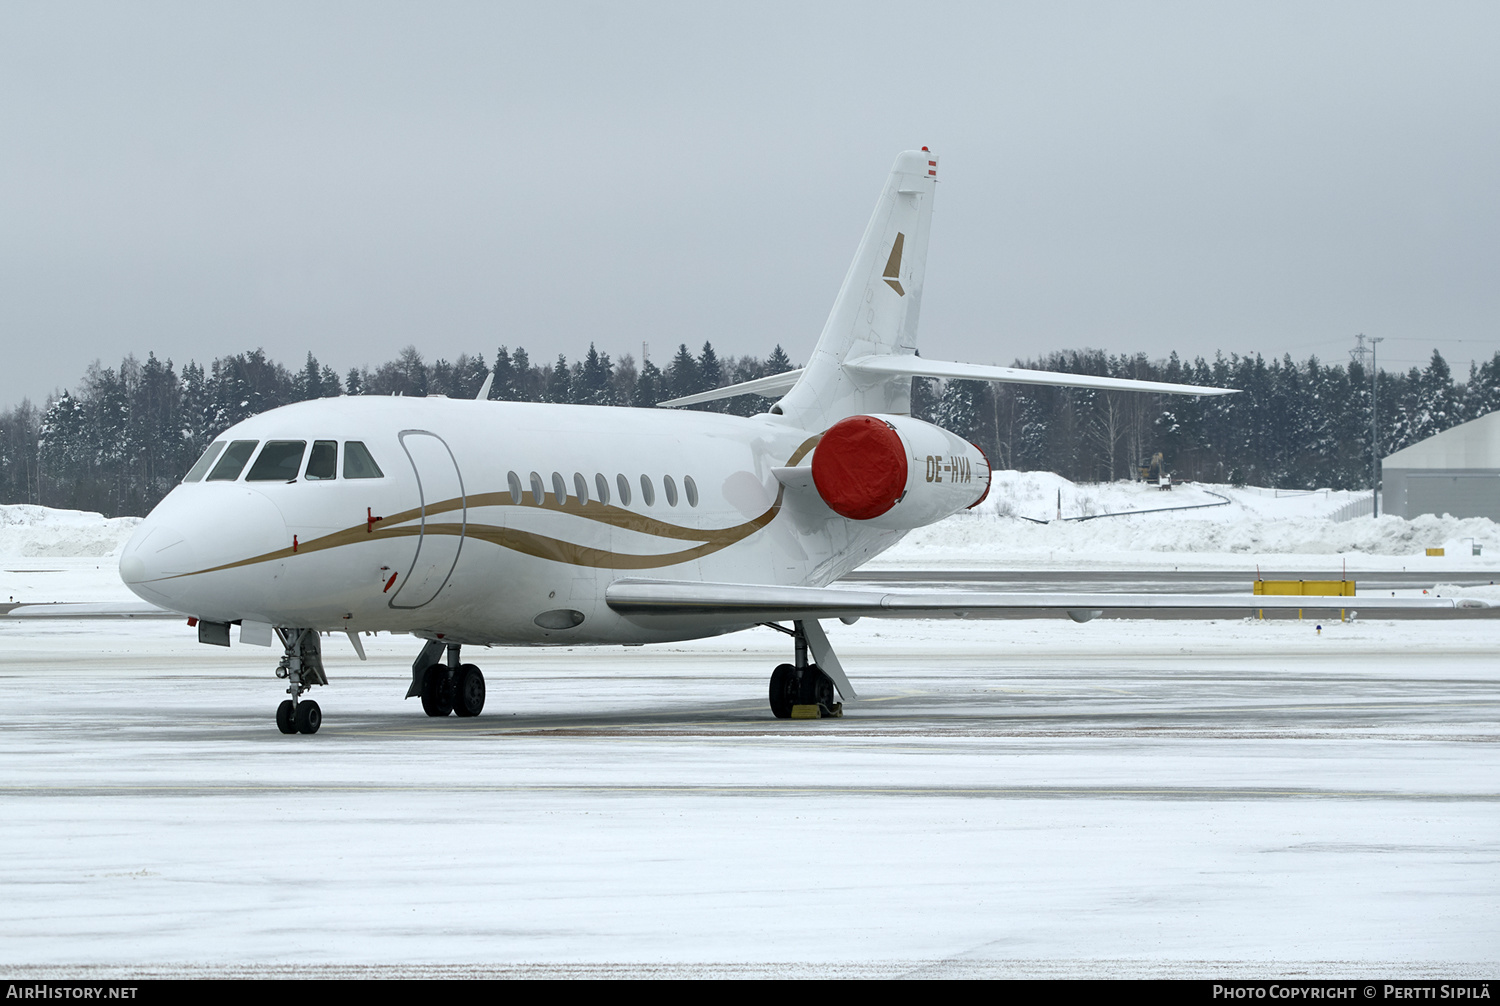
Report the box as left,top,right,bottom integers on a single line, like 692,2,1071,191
810,414,991,530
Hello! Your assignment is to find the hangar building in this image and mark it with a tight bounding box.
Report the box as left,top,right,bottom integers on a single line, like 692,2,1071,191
1382,411,1500,520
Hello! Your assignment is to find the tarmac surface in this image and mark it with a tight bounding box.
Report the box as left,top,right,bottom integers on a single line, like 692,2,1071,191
1,610,1496,978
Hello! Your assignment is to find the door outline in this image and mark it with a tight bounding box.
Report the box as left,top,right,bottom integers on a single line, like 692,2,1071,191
388,429,466,609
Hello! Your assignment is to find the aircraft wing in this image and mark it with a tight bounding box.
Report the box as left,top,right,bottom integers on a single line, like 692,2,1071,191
841,356,1237,397
0,600,182,619
605,578,1480,628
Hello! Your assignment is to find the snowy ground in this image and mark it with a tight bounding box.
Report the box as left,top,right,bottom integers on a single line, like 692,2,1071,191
2,492,1499,977
0,614,1495,978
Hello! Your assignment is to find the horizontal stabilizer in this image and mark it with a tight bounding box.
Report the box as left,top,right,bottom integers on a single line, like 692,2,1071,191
843,356,1236,397
606,579,1473,626
657,369,805,408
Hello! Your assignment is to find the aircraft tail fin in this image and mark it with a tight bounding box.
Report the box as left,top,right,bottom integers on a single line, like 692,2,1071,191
775,149,938,429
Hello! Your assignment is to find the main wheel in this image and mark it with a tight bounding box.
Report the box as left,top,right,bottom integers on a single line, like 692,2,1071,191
276,700,296,734
294,700,321,735
453,664,486,717
768,663,796,719
420,663,453,717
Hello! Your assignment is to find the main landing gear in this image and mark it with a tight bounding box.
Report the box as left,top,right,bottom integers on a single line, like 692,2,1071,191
763,619,846,719
274,627,328,735
407,639,486,719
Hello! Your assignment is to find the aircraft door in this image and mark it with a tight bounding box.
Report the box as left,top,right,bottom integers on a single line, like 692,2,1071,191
388,430,466,609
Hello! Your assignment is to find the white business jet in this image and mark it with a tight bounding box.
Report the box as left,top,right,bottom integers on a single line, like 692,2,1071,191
82,149,1458,733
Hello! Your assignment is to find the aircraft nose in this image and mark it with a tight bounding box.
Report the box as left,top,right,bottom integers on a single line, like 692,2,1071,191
120,486,287,611
119,521,196,583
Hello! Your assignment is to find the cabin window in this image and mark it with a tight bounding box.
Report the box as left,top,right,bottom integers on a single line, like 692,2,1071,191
247,441,307,481
343,442,385,479
529,472,545,505
305,441,338,480
615,473,631,506
207,440,259,481
551,472,568,504
684,475,699,508
594,473,610,505
183,441,226,483
639,474,656,507
663,474,679,507
573,472,590,504
507,471,524,505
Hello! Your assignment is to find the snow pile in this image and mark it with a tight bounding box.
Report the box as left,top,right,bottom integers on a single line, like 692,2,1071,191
0,504,141,558
976,471,1362,523
876,472,1500,567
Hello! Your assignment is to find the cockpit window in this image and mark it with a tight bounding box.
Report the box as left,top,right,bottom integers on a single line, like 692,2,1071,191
305,441,338,481
183,441,226,483
246,441,307,481
343,441,385,479
206,440,259,481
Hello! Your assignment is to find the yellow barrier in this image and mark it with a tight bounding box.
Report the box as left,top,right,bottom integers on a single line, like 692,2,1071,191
1426,547,1445,556
1253,580,1356,596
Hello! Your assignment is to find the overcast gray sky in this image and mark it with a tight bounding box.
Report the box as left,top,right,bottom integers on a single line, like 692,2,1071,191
3,1,1498,410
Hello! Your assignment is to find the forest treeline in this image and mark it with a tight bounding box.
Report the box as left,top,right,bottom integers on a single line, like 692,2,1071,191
0,340,1492,518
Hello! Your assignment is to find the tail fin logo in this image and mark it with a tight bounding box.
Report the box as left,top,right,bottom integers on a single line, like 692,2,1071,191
883,233,906,296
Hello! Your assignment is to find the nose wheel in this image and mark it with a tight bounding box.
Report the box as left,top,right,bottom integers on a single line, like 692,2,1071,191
277,698,322,734
273,627,328,735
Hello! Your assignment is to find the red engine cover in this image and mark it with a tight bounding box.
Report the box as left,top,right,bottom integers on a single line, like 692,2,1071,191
811,416,908,520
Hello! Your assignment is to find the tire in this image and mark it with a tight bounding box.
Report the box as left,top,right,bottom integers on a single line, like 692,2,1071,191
294,700,321,735
453,664,485,718
276,700,296,734
420,663,453,717
768,663,796,719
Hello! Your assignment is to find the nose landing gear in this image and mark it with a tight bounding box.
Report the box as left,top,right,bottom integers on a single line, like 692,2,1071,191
273,627,328,734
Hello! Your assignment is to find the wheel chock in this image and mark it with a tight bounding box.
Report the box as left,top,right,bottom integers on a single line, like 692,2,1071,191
790,704,821,719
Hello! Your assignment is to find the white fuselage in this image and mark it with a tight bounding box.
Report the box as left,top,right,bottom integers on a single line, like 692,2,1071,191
119,396,918,646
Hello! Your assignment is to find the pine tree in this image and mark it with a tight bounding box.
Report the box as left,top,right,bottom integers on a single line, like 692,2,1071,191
511,347,538,401
578,344,613,405
935,379,983,440
668,344,700,401
546,354,572,404
766,344,793,374
696,342,724,411
295,353,324,400
634,359,665,407
492,347,516,400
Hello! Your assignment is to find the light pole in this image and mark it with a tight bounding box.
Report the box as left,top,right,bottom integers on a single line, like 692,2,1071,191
1370,335,1384,517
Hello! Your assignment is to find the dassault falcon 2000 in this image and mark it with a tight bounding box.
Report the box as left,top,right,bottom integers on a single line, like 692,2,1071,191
23,149,1469,733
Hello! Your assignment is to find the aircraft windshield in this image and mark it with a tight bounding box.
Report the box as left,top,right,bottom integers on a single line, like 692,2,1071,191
343,442,384,479
305,441,337,480
183,441,226,483
246,441,307,481
206,441,259,481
